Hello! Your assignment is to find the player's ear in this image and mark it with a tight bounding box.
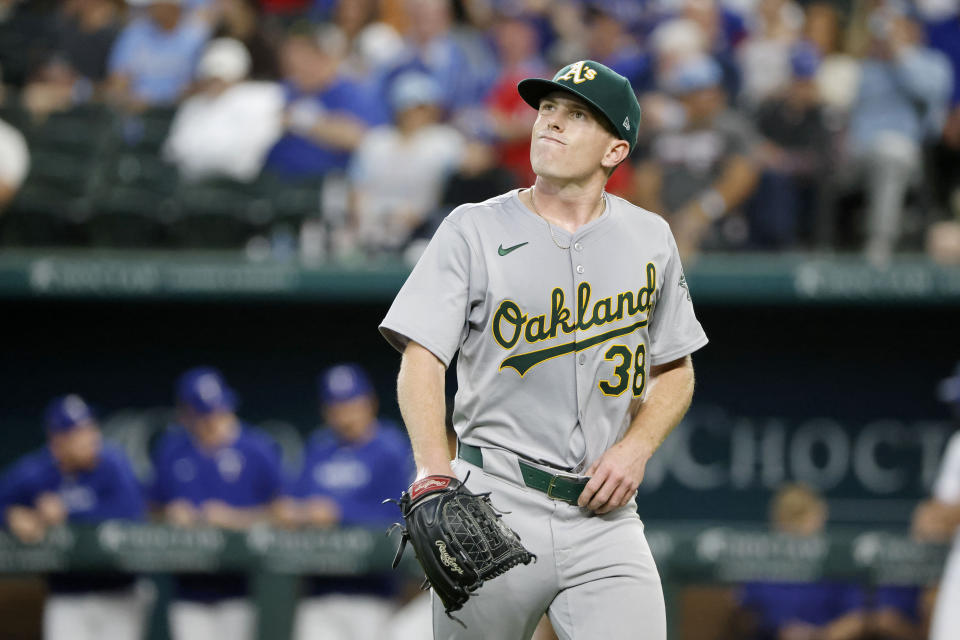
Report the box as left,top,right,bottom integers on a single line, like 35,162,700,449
602,138,630,172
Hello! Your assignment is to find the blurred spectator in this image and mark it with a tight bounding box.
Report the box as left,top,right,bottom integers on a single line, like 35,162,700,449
732,484,924,640
585,5,654,94
631,56,759,259
744,43,831,248
348,71,464,253
105,0,213,111
0,0,58,90
325,0,404,79
163,38,284,182
0,117,28,212
378,0,491,113
22,0,123,118
257,0,309,18
913,363,960,640
486,12,548,187
840,0,952,265
804,2,862,115
544,1,590,65
274,363,414,640
263,25,386,180
677,0,748,97
439,135,517,212
211,0,279,80
926,219,960,265
0,395,149,640
925,9,960,219
649,18,709,84
925,5,960,115
737,0,804,108
151,367,282,640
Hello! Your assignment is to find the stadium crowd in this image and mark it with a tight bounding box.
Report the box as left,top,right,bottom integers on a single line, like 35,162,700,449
0,0,958,263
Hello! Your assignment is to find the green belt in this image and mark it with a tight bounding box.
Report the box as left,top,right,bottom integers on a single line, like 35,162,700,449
457,442,588,506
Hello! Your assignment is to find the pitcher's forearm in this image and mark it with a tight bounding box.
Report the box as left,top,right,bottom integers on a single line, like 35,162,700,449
398,342,455,477
623,356,695,458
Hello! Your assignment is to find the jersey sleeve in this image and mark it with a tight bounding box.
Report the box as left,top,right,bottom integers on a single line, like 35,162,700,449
933,431,960,504
96,448,147,521
648,230,709,365
379,217,475,366
0,457,39,513
253,436,283,504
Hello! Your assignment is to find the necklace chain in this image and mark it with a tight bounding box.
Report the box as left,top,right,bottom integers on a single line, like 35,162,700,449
529,187,604,251
530,187,570,250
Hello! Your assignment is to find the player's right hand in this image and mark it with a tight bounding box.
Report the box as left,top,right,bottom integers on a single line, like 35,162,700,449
165,499,200,528
6,506,46,544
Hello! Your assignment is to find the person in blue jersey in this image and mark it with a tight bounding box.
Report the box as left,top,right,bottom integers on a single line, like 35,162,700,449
0,394,149,640
274,363,414,640
732,484,925,640
263,27,387,181
151,367,282,640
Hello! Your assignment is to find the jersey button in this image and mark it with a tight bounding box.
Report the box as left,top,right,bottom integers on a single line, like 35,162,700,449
574,242,583,251
576,265,584,274
578,354,586,365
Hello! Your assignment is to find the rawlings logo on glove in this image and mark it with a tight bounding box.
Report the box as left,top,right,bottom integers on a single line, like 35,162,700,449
386,474,536,622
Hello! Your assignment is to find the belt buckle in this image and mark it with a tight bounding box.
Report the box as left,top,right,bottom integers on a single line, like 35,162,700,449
545,474,564,501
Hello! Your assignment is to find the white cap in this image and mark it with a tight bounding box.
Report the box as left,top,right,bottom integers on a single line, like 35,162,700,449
197,38,251,83
650,18,706,58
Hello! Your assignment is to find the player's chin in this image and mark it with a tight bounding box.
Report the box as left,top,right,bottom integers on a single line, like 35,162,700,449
530,159,574,182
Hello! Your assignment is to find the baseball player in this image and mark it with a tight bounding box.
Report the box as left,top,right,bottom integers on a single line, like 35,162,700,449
274,363,415,640
380,59,708,639
914,363,960,640
150,367,282,640
0,394,149,640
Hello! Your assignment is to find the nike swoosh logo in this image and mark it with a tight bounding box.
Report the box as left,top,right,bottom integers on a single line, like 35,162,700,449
498,242,528,256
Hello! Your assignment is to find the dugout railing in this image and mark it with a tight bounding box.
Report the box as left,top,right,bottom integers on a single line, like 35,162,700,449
0,523,948,640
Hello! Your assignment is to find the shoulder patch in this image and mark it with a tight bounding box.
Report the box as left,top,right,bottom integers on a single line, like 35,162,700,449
678,274,691,301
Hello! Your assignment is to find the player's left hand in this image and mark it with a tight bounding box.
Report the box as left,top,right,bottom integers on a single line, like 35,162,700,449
35,492,67,526
578,441,650,514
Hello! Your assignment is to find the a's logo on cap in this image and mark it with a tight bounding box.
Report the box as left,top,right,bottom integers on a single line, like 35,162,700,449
556,61,597,84
623,116,631,131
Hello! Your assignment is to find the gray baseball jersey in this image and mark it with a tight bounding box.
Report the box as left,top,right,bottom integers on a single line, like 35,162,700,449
380,188,707,470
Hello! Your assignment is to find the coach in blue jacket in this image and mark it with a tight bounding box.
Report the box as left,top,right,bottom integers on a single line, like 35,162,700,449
275,363,414,640
0,394,148,640
151,367,282,640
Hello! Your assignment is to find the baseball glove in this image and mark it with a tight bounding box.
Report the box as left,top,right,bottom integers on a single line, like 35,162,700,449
386,474,536,618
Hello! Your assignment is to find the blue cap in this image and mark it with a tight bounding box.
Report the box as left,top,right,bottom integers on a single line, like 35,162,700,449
389,72,443,112
663,56,722,95
318,363,374,405
176,367,237,415
790,42,821,79
45,394,95,433
938,363,960,405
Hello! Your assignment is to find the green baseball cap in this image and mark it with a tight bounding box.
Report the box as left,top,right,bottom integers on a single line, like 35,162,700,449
518,60,641,154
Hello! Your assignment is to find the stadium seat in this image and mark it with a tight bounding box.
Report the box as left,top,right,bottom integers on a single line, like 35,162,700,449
166,180,263,249
113,106,177,154
26,104,112,156
250,173,324,227
85,151,180,247
0,184,90,246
